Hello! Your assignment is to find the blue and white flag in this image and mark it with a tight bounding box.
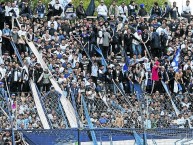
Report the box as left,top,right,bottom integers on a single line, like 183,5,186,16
171,47,181,72
122,56,130,73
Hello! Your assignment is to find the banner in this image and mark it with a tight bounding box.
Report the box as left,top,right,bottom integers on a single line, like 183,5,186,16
86,0,95,16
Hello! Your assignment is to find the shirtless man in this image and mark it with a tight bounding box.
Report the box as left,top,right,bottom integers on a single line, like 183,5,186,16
114,113,124,128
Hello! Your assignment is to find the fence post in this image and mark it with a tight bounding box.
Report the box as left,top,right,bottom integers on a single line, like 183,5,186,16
78,128,81,145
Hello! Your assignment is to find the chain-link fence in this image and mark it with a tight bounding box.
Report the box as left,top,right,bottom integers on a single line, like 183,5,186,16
19,128,193,145
40,90,69,129
15,92,43,130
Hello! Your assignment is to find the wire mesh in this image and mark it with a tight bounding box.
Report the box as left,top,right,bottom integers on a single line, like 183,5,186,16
15,92,43,130
40,90,69,129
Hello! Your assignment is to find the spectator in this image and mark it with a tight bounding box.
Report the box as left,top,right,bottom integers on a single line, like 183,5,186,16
118,2,128,23
162,2,171,18
138,4,147,17
109,1,119,19
181,0,192,23
150,2,162,18
96,0,108,21
36,0,46,19
76,1,86,19
64,1,76,19
19,2,32,18
170,1,180,20
128,0,138,17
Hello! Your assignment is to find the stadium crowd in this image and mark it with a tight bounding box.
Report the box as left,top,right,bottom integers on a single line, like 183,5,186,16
0,0,193,132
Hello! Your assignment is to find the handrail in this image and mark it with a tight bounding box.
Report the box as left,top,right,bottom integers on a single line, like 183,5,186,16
70,92,80,127
82,95,98,145
0,88,15,145
10,40,24,66
72,35,94,64
25,39,78,128
9,39,50,129
29,80,51,129
112,79,134,108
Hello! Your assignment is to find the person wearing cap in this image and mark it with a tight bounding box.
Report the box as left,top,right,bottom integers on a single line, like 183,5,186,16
138,4,147,17
76,1,85,19
96,0,108,21
109,1,119,19
181,0,192,23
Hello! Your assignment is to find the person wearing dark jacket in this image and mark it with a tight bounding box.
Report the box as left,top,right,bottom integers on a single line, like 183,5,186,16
8,63,21,92
64,1,76,19
0,2,5,30
150,28,161,58
162,2,171,18
113,64,124,93
170,1,180,20
53,0,63,16
138,4,147,17
33,63,43,91
158,66,169,93
150,2,162,18
76,1,86,19
19,2,31,18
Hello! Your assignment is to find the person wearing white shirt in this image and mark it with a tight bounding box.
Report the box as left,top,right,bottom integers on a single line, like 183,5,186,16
5,2,12,16
97,0,108,21
118,2,128,23
132,30,143,56
181,0,192,22
91,62,98,86
0,64,6,80
48,16,58,30
0,30,2,56
175,114,185,128
17,25,27,53
11,3,19,18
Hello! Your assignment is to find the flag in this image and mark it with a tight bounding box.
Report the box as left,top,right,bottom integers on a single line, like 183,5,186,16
86,0,95,16
171,47,181,72
133,131,144,145
122,56,130,73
